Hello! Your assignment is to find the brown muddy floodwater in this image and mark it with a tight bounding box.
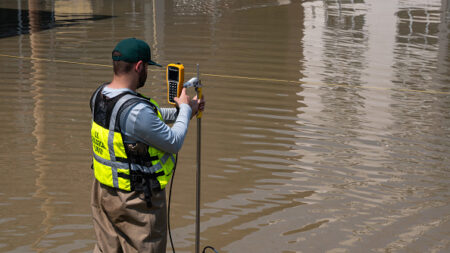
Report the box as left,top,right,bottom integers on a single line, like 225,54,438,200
0,0,449,252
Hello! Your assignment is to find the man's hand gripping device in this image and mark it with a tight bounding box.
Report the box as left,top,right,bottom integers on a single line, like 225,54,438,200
166,63,203,118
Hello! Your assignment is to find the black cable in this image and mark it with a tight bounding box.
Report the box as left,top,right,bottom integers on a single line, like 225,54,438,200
168,157,219,253
202,246,219,253
168,156,177,253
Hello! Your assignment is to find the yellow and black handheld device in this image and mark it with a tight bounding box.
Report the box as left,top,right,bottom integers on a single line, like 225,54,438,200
166,63,185,105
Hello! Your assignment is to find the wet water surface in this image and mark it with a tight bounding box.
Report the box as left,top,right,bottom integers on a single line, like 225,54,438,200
0,0,449,252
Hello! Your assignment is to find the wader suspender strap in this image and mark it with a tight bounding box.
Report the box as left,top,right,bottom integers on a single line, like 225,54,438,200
108,94,137,188
143,176,153,208
90,86,103,114
90,86,103,170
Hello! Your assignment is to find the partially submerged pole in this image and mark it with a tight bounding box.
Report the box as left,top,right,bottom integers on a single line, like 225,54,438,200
195,64,202,253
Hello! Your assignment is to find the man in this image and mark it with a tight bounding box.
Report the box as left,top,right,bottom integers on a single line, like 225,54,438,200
89,38,204,252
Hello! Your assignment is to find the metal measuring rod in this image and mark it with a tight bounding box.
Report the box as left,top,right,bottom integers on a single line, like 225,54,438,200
184,64,203,253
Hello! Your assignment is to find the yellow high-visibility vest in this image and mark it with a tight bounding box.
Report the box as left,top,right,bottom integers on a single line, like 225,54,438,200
90,85,176,191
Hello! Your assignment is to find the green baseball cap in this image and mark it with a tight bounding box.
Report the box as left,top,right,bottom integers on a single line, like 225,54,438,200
112,38,162,67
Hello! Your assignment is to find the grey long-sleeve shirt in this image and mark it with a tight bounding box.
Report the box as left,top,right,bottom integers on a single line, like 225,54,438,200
102,86,192,154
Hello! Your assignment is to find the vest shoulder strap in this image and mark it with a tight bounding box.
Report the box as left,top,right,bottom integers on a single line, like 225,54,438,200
90,83,160,131
92,85,136,130
90,83,107,114
115,96,160,132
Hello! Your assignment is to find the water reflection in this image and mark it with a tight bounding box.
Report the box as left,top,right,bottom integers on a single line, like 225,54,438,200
0,4,112,39
319,0,368,172
0,0,109,251
29,0,54,251
438,0,449,80
159,2,307,251
0,8,55,38
0,0,449,252
298,0,449,252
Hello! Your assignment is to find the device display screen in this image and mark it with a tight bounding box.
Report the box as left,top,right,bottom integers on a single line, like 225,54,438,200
168,67,179,81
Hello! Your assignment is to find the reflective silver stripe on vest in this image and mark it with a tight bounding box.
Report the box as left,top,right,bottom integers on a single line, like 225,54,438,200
160,153,176,164
131,163,161,174
93,153,129,169
93,153,171,175
108,94,137,188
